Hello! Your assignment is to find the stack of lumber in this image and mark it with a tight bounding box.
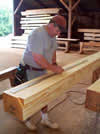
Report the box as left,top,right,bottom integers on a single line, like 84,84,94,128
78,29,100,42
3,52,100,121
11,35,27,48
11,8,60,48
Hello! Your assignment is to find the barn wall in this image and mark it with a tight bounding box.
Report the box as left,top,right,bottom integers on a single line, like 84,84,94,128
13,0,100,36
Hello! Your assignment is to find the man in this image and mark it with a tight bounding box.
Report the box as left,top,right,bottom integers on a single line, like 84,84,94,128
22,15,66,131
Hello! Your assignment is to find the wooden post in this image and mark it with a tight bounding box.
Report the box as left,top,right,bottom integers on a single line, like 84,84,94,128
60,0,80,52
14,0,23,15
68,0,72,38
60,0,80,38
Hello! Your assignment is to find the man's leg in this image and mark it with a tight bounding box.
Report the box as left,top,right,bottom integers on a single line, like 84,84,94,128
79,42,84,54
64,42,70,53
41,105,59,129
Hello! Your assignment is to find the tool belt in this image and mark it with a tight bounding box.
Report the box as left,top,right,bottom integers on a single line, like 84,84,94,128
14,64,27,86
25,64,45,71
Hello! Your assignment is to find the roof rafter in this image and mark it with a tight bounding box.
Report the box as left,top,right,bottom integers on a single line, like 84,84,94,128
35,0,48,8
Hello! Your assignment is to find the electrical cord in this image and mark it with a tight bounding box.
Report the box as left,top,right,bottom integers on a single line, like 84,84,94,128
66,90,86,105
49,90,86,113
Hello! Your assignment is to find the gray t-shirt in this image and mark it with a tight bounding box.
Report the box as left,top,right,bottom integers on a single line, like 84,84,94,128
23,26,57,69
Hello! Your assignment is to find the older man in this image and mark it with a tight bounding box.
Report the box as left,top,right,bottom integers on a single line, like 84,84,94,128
23,15,66,131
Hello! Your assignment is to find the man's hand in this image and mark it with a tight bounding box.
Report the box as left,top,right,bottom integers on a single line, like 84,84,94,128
51,65,64,74
32,53,64,73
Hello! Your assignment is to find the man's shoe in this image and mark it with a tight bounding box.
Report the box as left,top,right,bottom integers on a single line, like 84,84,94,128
41,119,59,129
25,121,37,131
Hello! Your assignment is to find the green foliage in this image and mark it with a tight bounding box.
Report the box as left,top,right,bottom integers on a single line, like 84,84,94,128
0,8,12,36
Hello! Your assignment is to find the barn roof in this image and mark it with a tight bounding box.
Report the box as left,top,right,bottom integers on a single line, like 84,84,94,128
22,0,100,12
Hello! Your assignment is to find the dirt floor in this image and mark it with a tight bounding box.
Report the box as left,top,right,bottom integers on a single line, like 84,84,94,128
0,46,100,134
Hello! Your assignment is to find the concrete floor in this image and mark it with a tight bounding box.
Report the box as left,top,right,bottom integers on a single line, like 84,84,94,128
0,47,100,134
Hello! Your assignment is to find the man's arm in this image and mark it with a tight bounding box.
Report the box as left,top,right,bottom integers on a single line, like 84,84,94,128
32,53,64,74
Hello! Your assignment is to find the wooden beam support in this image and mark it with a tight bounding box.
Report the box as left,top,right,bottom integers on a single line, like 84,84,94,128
60,0,80,38
3,52,100,121
72,0,80,11
14,0,23,15
35,0,48,8
60,0,70,11
68,0,72,38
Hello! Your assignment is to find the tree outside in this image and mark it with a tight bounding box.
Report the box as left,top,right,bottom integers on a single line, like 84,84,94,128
0,8,12,36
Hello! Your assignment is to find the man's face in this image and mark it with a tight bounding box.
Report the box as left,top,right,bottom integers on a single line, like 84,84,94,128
53,26,61,36
50,24,61,37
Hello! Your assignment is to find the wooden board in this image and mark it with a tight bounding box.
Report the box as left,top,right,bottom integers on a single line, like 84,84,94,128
21,16,52,21
84,37,100,41
83,41,100,47
11,40,26,45
3,52,100,121
26,14,51,18
85,78,100,112
78,29,100,33
21,23,45,27
20,19,49,24
21,8,60,16
12,36,27,41
56,38,79,41
84,33,100,37
11,44,26,49
21,27,38,30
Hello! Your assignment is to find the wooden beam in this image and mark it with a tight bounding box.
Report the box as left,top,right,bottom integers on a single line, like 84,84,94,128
84,33,100,37
72,0,80,11
60,0,70,11
68,0,72,38
26,14,51,18
60,0,80,38
20,19,49,24
21,16,53,21
84,37,100,41
85,78,100,112
78,29,100,33
14,0,23,15
21,8,60,16
3,52,100,120
56,37,79,41
35,0,48,8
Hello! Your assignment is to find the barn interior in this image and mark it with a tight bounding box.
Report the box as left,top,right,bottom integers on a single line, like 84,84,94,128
0,0,100,134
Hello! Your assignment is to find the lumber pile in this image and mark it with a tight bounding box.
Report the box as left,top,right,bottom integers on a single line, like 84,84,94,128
85,78,100,112
78,29,100,42
11,8,60,48
3,52,100,121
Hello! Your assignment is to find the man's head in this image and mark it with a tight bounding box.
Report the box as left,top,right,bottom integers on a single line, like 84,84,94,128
47,15,66,37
